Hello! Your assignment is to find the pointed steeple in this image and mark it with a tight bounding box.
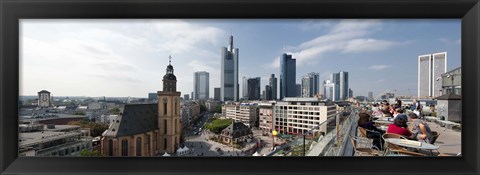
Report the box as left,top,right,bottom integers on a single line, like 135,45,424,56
163,55,177,92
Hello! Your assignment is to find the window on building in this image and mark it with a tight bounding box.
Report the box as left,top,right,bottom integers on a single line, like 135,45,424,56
136,137,142,156
164,119,167,134
121,139,129,156
108,139,114,156
164,138,167,150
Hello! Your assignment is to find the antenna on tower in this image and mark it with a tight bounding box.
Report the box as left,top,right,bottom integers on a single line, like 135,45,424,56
168,55,172,65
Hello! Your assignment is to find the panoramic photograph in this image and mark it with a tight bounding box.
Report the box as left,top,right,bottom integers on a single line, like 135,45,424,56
19,19,461,157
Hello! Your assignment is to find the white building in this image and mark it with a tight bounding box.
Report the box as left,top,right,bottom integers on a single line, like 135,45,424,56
223,103,257,127
273,97,337,135
418,52,447,98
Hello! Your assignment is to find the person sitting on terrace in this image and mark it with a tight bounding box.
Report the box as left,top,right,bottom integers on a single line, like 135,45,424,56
388,105,396,116
358,113,385,150
381,109,392,118
387,114,414,139
408,113,433,143
395,98,402,109
393,108,404,118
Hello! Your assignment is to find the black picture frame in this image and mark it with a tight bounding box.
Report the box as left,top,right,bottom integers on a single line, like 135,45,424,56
1,0,479,175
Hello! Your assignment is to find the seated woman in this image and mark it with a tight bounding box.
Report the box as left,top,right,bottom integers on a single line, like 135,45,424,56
357,113,385,150
387,114,414,139
407,113,433,143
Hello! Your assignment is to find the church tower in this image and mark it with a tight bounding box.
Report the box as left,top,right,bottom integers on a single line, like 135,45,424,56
158,55,182,154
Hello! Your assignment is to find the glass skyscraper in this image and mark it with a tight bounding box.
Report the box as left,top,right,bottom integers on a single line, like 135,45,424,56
269,74,277,100
220,35,239,101
339,71,349,100
194,71,209,100
280,53,296,99
247,77,261,100
301,72,320,97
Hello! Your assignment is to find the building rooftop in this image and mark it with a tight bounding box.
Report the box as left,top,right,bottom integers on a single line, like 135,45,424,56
103,104,158,137
19,131,82,147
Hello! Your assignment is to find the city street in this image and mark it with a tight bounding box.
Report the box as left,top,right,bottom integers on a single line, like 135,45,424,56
183,115,278,156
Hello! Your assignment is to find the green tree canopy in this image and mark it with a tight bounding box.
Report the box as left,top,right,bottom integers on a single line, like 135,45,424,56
67,120,109,137
204,118,233,134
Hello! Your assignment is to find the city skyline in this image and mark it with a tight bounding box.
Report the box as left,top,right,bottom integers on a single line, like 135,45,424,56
20,19,461,98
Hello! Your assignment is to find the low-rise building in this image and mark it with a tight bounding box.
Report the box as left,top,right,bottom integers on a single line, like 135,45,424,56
205,100,220,112
258,102,275,133
19,124,92,156
223,103,257,127
273,97,337,135
219,122,253,145
180,101,201,128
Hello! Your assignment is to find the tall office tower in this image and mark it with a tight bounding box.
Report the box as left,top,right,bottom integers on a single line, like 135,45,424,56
183,94,189,101
194,71,210,100
418,52,447,98
295,84,302,97
242,76,248,99
221,35,239,101
269,74,278,100
368,92,373,101
349,88,353,98
331,73,340,101
247,77,261,100
301,72,320,97
214,88,221,101
265,85,272,100
323,80,337,101
280,53,296,99
339,71,349,100
158,56,181,154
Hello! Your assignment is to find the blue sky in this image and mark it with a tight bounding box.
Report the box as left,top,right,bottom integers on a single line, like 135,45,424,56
20,19,460,98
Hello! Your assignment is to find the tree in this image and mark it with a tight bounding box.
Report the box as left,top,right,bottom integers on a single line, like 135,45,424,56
67,120,109,137
80,149,101,156
200,105,207,113
204,119,233,134
73,111,85,115
109,107,121,114
215,105,222,114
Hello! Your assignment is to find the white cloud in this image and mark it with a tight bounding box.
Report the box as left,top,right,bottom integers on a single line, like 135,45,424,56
343,38,397,53
438,38,461,45
20,19,226,97
268,19,405,68
368,65,392,71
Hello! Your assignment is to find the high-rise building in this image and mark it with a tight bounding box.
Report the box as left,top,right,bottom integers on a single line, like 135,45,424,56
38,90,51,108
183,94,189,101
242,76,248,99
214,88,221,101
323,80,337,101
265,85,272,100
269,74,277,100
418,52,447,98
247,77,261,100
221,35,239,101
368,92,373,101
194,71,209,100
349,88,353,98
295,84,302,97
339,71,349,100
279,53,296,99
158,56,182,154
301,72,320,97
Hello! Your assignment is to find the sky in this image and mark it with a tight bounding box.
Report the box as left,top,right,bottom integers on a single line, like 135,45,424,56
20,19,461,98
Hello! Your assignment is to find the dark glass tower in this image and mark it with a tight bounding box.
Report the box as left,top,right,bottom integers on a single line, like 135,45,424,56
280,53,296,100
